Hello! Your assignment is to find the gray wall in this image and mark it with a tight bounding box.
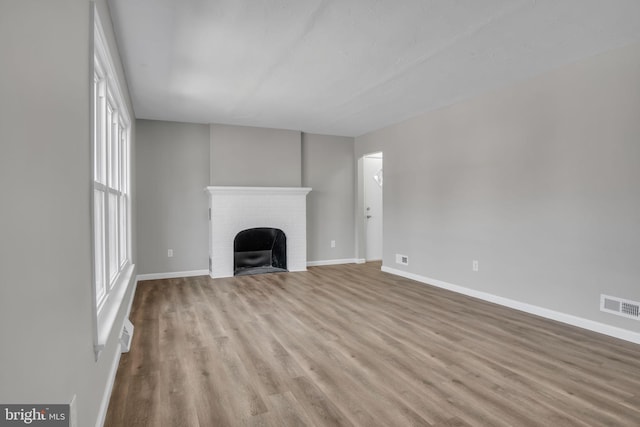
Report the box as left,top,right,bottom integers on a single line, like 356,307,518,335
138,123,356,273
356,42,640,332
302,133,356,262
0,1,137,427
136,120,210,275
210,123,301,186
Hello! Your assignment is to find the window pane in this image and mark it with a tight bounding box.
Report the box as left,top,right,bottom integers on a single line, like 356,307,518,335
119,195,127,266
111,116,120,190
108,191,119,286
106,104,113,186
119,128,128,267
94,189,106,305
95,80,107,185
93,76,99,181
120,126,127,193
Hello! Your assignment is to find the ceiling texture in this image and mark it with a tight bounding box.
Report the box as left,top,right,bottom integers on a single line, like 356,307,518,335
108,0,640,137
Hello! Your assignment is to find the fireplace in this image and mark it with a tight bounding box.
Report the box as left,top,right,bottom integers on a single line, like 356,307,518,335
205,186,311,278
234,228,287,276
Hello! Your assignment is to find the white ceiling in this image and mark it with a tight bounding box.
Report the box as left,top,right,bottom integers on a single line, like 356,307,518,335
108,0,640,137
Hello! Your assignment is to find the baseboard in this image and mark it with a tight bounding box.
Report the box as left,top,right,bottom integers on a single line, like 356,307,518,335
307,258,361,267
355,258,366,264
136,269,209,281
95,342,122,427
381,266,640,345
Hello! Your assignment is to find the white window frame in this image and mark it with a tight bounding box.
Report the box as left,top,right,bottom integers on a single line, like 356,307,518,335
91,8,134,358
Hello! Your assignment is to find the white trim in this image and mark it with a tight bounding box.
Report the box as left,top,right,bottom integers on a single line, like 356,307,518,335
307,258,361,267
205,186,312,196
95,264,135,356
381,266,640,345
355,258,367,264
95,341,122,427
137,270,209,281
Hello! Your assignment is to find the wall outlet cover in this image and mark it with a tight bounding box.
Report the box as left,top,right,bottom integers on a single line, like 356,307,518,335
395,254,409,265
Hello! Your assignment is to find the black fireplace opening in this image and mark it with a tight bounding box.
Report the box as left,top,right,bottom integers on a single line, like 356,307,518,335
234,228,287,276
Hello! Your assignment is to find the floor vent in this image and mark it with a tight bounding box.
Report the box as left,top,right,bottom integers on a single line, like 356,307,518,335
600,295,640,321
120,318,134,353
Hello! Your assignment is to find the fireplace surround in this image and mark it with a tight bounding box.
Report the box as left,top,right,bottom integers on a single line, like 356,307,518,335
205,186,311,278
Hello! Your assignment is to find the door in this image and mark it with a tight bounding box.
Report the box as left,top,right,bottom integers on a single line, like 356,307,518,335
364,153,383,261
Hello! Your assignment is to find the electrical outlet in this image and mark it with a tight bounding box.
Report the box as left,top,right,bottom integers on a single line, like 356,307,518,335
331,240,336,248
168,249,173,257
472,260,479,272
396,254,409,266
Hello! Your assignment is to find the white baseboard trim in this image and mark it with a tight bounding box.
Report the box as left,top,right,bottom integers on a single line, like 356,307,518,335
307,258,361,267
355,258,367,264
137,269,209,281
381,266,640,345
95,342,122,427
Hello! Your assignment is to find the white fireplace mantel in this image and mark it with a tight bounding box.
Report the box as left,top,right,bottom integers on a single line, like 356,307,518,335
205,186,312,278
206,186,312,196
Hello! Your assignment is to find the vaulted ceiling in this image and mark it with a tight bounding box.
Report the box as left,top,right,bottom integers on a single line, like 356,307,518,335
108,0,640,137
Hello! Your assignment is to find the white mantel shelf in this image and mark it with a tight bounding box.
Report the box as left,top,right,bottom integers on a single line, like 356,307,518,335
206,186,312,196
205,186,312,278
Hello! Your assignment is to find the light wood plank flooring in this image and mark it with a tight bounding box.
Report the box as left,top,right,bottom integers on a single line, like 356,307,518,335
104,262,640,426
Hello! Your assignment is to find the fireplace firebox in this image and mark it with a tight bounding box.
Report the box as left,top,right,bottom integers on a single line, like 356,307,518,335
234,228,287,276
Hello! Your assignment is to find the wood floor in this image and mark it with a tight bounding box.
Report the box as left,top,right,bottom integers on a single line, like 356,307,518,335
104,262,640,427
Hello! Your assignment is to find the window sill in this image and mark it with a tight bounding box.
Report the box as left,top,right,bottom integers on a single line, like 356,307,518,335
94,263,135,360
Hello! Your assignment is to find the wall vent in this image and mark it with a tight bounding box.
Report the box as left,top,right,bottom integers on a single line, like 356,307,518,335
600,295,640,321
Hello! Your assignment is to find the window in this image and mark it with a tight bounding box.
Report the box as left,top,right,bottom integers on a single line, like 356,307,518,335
92,9,134,357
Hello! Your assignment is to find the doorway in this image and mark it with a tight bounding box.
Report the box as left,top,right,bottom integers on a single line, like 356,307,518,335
363,152,383,261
